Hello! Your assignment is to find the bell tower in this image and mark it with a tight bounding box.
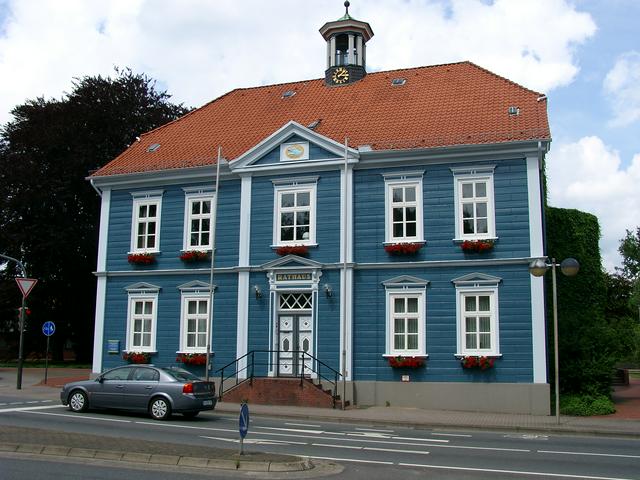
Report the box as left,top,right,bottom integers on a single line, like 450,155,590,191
320,1,374,86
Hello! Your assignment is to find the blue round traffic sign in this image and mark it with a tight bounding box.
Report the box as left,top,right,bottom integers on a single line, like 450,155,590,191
239,403,249,439
42,321,55,337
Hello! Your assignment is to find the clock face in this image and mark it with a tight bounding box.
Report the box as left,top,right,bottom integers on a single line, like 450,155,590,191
332,67,349,85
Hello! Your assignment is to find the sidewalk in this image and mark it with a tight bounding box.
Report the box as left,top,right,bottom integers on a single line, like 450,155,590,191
2,367,640,439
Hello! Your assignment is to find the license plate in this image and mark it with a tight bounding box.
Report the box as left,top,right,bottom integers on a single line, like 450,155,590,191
203,400,213,406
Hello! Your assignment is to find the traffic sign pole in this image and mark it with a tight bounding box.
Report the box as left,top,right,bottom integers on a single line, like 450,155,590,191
42,321,55,385
44,335,50,385
16,296,26,390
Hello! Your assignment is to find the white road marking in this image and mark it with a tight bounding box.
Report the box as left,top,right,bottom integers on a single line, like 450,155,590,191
308,455,393,465
201,436,306,446
399,462,635,480
354,427,395,433
313,443,362,450
285,422,321,428
254,426,324,434
9,402,22,405
366,446,430,455
538,450,640,459
391,436,449,443
432,432,472,438
0,405,65,414
25,401,40,404
26,411,131,423
136,421,237,434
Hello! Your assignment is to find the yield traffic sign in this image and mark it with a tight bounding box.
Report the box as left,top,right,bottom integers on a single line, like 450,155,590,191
16,278,38,298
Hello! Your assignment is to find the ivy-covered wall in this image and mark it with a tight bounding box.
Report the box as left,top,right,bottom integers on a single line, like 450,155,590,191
545,207,612,395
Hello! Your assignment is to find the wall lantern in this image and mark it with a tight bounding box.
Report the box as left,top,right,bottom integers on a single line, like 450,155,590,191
254,285,262,299
324,283,333,298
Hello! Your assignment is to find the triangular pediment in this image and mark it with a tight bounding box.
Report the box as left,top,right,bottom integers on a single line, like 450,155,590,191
451,272,502,286
230,121,359,171
124,282,161,293
382,275,430,287
261,254,324,270
177,280,214,292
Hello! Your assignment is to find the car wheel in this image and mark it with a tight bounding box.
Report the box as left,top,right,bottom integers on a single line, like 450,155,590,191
149,397,171,420
182,411,199,419
69,390,88,413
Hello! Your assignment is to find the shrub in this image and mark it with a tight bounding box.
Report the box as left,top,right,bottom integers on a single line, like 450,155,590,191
560,394,615,416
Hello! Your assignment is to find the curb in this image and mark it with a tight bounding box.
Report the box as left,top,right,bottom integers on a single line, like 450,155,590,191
0,443,313,472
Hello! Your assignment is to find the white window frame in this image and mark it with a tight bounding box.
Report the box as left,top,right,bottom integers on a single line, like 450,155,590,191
384,178,424,244
381,276,429,357
183,192,214,251
273,183,317,246
452,168,496,241
179,293,210,353
130,191,163,253
455,285,500,357
125,294,158,353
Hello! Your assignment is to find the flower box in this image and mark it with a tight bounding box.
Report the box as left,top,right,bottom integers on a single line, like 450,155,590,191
275,245,309,256
461,355,494,370
122,351,151,364
176,353,207,366
179,250,210,262
387,356,425,368
384,242,423,255
460,240,494,253
127,253,156,265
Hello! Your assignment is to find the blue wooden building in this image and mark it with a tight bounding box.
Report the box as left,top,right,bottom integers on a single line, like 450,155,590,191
89,6,551,414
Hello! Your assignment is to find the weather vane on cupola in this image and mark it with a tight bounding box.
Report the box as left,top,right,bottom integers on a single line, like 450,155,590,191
319,1,374,86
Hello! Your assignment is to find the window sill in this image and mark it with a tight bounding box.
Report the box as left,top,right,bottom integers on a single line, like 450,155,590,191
454,353,501,359
180,248,214,253
271,243,318,249
452,237,498,244
127,250,160,255
383,354,428,358
123,350,157,354
176,351,212,355
382,240,425,246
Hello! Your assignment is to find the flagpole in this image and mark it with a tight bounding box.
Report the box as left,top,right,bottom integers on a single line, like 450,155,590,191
205,147,221,382
341,137,349,409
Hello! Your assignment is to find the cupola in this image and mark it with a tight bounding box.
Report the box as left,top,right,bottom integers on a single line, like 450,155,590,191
320,1,374,86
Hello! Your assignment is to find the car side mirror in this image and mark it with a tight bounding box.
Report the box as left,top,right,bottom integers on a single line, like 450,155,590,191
97,376,104,383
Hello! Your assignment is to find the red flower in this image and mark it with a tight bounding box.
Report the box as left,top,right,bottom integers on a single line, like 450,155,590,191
176,353,207,365
461,355,494,370
384,242,423,255
122,351,151,364
127,253,156,265
179,250,209,262
388,356,425,368
276,245,309,256
460,240,494,253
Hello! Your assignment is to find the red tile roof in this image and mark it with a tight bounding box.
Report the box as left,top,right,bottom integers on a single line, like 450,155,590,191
92,61,550,177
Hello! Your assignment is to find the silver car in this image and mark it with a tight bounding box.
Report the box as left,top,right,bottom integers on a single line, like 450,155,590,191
60,365,216,420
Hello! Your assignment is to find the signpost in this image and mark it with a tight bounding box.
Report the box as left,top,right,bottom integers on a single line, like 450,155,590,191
15,277,37,390
238,402,249,455
42,321,55,384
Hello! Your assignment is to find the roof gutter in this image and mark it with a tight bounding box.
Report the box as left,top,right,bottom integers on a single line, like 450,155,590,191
89,178,102,197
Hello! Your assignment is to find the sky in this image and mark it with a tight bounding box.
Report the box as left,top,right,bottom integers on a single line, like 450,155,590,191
0,0,638,271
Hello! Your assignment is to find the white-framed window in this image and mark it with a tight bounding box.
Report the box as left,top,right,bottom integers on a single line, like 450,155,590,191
273,183,316,245
453,273,501,356
385,178,424,243
126,295,157,352
382,276,429,357
179,294,210,353
130,191,163,253
452,168,496,240
183,192,214,250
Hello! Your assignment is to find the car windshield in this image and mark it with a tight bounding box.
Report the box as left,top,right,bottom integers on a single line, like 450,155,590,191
159,367,202,382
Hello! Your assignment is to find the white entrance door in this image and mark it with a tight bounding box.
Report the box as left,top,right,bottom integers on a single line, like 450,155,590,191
277,292,313,376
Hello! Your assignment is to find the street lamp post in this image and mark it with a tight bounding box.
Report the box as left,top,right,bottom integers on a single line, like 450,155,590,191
529,257,580,424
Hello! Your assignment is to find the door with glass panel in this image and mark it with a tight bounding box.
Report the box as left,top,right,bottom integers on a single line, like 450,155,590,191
277,292,313,376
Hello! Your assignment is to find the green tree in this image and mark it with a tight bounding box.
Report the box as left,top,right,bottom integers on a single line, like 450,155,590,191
0,69,189,362
618,227,640,311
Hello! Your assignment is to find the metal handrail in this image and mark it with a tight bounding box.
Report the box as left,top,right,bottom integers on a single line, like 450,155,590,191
215,350,342,407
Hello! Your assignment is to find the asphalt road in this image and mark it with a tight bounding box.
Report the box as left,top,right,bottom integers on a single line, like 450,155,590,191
1,392,639,479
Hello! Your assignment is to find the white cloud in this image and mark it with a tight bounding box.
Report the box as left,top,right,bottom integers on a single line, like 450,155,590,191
0,0,596,126
547,136,640,271
604,51,640,127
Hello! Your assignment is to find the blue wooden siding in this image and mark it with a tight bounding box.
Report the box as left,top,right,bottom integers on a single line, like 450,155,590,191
101,273,238,374
106,180,240,271
253,134,341,166
249,170,341,265
353,159,530,263
352,264,534,383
